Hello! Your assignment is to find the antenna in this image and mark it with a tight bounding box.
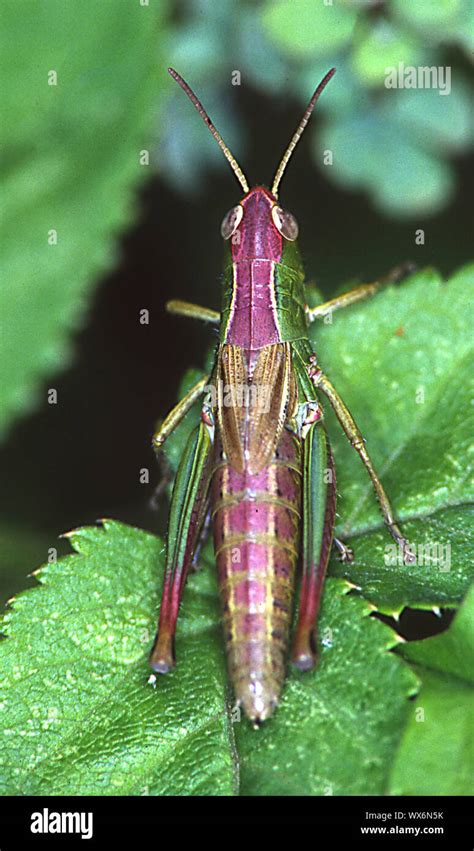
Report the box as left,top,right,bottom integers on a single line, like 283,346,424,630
271,67,336,198
168,67,249,194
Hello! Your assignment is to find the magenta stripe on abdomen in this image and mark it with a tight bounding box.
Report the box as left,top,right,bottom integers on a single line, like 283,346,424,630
211,428,302,721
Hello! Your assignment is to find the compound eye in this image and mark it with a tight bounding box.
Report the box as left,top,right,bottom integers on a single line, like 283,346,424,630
221,204,243,240
271,206,299,241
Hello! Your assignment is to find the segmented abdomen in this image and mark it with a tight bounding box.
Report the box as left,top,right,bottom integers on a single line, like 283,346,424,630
211,428,302,722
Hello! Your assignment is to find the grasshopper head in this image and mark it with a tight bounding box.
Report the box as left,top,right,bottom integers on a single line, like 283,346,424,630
220,186,299,261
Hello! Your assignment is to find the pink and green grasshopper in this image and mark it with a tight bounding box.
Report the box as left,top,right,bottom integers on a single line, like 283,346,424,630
149,67,414,723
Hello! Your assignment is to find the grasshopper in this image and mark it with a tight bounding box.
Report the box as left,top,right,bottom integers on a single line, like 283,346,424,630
149,68,414,723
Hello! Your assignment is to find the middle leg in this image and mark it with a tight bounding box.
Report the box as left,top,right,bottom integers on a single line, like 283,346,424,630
152,374,209,452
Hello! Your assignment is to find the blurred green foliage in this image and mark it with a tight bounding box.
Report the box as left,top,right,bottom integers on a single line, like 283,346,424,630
162,0,473,213
0,0,168,438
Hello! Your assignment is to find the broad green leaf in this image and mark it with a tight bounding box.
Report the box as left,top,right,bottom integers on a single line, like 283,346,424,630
235,579,417,796
0,523,416,797
330,505,473,613
315,267,473,510
0,521,236,796
261,0,357,58
388,585,474,795
0,0,167,438
311,266,474,610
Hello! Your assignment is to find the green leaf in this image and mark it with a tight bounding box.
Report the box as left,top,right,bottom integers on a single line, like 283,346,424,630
330,505,473,613
236,9,290,93
0,521,236,795
0,522,416,796
261,0,357,58
393,0,461,29
0,0,167,438
351,19,421,87
388,82,473,154
388,585,474,795
311,266,474,611
320,110,455,216
392,0,473,52
235,579,416,795
294,57,368,116
1,267,472,795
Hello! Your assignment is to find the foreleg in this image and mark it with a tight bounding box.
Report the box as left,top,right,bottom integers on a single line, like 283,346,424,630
166,300,220,324
306,262,414,322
